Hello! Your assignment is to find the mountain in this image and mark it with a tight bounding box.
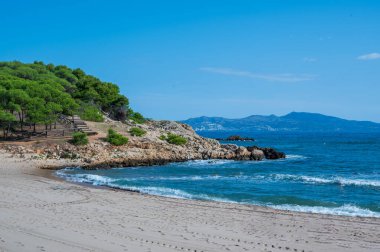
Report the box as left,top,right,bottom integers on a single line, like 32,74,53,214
181,112,380,133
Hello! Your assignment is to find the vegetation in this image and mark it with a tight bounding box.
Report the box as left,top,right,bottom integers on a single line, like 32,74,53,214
106,128,129,146
159,133,187,145
128,111,146,124
71,132,89,145
77,103,104,122
0,61,139,138
0,109,16,137
129,127,146,137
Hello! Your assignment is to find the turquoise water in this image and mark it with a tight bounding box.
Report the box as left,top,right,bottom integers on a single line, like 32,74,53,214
57,133,380,217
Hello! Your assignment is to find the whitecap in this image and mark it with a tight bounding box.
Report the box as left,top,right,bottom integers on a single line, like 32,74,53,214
270,204,380,218
285,154,308,160
272,174,380,188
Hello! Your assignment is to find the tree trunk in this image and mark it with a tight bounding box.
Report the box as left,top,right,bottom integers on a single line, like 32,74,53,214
18,112,23,131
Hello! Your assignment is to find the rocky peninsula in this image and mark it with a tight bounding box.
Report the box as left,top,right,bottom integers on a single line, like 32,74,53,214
0,119,285,170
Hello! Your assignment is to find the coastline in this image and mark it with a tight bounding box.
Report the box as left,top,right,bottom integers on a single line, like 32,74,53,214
1,152,380,252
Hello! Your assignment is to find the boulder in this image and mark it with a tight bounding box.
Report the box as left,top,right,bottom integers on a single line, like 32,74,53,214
251,149,265,161
235,146,251,160
247,146,285,160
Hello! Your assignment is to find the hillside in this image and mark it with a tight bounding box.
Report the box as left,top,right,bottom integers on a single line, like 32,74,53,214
181,112,380,133
0,61,145,138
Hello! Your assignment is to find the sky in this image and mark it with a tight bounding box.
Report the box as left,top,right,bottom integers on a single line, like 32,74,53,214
1,0,379,122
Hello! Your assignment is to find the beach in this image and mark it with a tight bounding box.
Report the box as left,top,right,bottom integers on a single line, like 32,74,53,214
1,152,379,252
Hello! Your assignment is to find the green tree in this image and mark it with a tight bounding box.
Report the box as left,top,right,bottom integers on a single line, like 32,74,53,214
0,109,16,138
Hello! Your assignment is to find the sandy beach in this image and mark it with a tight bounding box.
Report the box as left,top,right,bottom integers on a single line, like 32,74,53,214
1,152,379,252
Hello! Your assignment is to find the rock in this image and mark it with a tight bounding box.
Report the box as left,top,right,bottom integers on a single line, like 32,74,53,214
251,149,265,160
261,148,286,159
221,144,239,151
217,135,255,141
235,146,251,160
247,146,285,160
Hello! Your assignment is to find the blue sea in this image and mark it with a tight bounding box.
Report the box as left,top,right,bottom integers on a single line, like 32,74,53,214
57,132,380,217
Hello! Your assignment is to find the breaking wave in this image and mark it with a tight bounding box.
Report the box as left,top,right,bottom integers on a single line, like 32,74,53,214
273,174,380,188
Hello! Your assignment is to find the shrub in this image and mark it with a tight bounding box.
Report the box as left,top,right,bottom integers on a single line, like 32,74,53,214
77,104,104,122
129,112,146,124
163,133,187,145
129,127,146,137
71,132,88,145
159,135,167,141
107,128,129,146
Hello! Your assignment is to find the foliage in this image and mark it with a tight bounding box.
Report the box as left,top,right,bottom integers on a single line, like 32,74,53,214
106,128,129,146
71,132,89,145
160,133,187,145
77,103,104,122
128,110,146,124
0,109,16,137
129,127,146,137
0,61,134,131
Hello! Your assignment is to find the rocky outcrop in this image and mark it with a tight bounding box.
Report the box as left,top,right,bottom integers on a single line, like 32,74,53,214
0,120,285,169
216,135,255,141
247,146,286,160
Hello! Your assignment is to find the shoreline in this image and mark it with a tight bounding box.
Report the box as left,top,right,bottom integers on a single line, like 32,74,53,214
1,153,380,251
52,164,380,219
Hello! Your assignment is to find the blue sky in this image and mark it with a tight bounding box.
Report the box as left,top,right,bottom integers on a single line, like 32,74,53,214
1,0,379,122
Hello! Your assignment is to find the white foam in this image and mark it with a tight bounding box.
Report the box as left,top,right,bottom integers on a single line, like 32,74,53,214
56,171,117,185
184,159,235,166
270,204,380,218
335,177,380,187
285,154,308,160
118,186,195,199
273,174,380,188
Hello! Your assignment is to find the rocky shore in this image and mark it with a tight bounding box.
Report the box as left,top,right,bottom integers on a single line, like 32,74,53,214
216,135,255,141
0,120,285,169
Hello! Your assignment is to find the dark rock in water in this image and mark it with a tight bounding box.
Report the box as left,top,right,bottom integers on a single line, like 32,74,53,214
216,135,255,141
247,146,286,160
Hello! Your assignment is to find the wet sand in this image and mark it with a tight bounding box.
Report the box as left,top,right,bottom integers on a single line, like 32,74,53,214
1,152,379,252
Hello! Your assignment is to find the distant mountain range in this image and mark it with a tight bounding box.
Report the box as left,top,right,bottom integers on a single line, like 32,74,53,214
181,112,380,133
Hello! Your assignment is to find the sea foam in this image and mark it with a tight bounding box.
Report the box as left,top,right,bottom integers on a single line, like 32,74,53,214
273,174,380,188
270,204,380,218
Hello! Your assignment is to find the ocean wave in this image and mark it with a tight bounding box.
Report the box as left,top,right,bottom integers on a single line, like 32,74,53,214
182,159,235,167
121,186,195,199
270,204,380,218
285,154,308,160
273,174,380,188
56,170,380,217
56,171,118,185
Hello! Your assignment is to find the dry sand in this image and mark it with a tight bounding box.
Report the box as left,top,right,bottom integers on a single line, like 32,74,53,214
0,152,379,252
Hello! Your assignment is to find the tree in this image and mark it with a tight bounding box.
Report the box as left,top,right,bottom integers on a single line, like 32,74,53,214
7,89,30,130
0,109,16,138
0,61,140,136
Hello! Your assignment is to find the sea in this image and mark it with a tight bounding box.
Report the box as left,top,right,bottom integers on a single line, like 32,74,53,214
56,132,380,218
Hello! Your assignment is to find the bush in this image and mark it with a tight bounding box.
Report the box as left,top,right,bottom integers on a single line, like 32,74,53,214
77,104,104,122
106,128,129,146
129,112,145,124
129,127,146,137
71,132,88,145
161,133,187,145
